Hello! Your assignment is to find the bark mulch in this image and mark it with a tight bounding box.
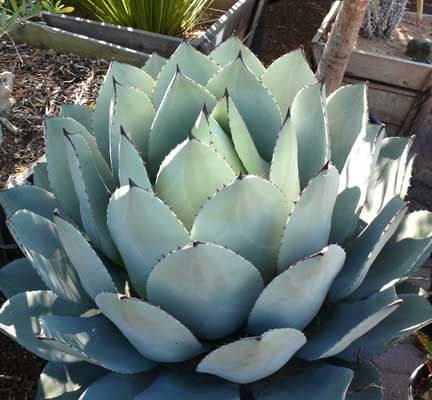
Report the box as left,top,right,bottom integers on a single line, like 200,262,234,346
0,42,108,188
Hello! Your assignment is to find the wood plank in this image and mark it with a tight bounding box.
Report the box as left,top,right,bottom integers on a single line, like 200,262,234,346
41,12,182,57
11,22,149,66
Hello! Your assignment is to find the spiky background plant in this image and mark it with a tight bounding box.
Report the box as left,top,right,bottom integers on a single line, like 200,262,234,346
1,38,432,399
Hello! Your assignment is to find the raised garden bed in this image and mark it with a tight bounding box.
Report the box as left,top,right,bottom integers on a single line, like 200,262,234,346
10,0,266,66
312,1,432,136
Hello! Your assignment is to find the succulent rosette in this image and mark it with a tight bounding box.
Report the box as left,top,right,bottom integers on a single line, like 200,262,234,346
1,38,432,399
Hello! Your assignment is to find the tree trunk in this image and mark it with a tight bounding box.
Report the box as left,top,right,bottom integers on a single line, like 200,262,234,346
316,0,369,95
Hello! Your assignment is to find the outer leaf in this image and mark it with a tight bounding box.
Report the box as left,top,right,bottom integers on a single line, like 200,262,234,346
0,290,85,362
0,185,56,220
277,164,339,272
327,85,369,172
352,210,432,299
65,133,119,263
135,370,240,400
329,196,408,302
262,48,317,118
147,242,264,340
331,124,384,243
141,53,167,79
61,104,93,133
45,117,82,224
95,293,204,363
298,288,401,361
207,56,282,161
79,372,156,400
153,41,220,108
109,82,155,174
209,36,265,77
118,131,152,190
148,71,217,177
228,96,269,176
291,83,329,187
0,258,47,298
33,162,52,192
361,136,414,224
191,176,289,283
36,362,106,400
191,107,211,144
196,328,306,384
155,137,235,230
250,362,353,400
248,245,345,334
338,293,432,361
107,185,190,297
54,215,117,300
38,314,155,373
269,117,300,209
94,62,154,163
8,211,92,306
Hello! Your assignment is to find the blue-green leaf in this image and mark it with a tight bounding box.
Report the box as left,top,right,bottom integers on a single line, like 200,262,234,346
141,53,167,80
33,162,52,192
61,104,93,133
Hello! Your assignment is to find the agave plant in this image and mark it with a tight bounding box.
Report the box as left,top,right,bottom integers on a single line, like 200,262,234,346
1,38,432,399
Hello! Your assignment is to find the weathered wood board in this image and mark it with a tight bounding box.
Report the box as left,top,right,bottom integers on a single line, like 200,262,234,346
311,1,432,135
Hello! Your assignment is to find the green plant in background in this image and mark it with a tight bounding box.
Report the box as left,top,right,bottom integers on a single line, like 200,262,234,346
77,0,213,36
1,38,432,399
0,0,73,38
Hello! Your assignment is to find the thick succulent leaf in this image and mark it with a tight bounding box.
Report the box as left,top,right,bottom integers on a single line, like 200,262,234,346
94,62,154,163
36,362,106,400
153,41,220,108
209,36,265,77
191,176,289,283
211,94,230,134
0,290,86,362
262,48,317,118
79,372,156,400
65,133,119,263
208,111,244,174
329,196,408,302
95,293,204,363
277,164,339,272
147,242,264,340
331,124,384,243
338,293,432,361
291,84,329,187
54,215,117,300
191,107,211,143
8,211,92,306
207,56,282,161
327,85,368,172
109,83,155,174
135,370,240,400
118,131,152,190
352,210,432,299
141,53,167,79
107,185,190,297
250,362,353,400
148,71,217,177
45,117,82,224
361,136,414,224
0,258,47,298
228,96,269,176
298,288,401,361
335,360,383,400
197,328,306,384
38,314,155,373
0,185,56,220
269,117,300,209
248,245,345,334
61,104,93,133
33,162,52,192
155,138,236,230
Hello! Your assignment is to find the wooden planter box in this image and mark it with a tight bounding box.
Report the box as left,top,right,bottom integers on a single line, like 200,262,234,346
9,0,266,66
312,1,432,136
